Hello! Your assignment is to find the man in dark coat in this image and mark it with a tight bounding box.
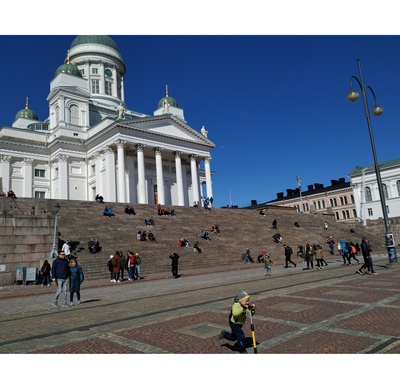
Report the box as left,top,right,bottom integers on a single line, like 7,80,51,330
169,252,180,278
283,244,296,268
51,251,70,307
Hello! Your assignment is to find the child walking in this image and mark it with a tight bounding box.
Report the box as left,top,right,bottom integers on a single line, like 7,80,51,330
69,258,84,306
219,290,256,354
263,253,274,276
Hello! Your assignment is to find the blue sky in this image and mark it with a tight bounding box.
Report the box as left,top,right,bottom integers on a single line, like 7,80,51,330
2,6,400,209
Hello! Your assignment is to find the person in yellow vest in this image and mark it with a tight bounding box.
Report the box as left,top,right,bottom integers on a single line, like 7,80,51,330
219,290,256,354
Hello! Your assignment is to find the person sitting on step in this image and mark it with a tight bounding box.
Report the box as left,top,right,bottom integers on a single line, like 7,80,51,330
103,206,115,217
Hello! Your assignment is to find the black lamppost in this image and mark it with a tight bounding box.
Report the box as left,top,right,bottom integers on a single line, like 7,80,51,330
347,58,397,263
50,203,61,258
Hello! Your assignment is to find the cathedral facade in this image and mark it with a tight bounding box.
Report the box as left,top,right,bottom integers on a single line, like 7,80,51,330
0,36,215,206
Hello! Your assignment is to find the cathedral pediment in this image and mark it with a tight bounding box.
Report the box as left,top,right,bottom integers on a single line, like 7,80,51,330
117,114,215,148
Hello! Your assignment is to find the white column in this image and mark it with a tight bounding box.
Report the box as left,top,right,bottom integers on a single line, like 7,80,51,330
204,156,213,199
0,155,11,193
175,151,184,206
116,140,126,203
59,96,65,123
121,75,125,101
126,153,137,203
190,154,200,204
136,144,146,204
99,60,105,94
155,148,165,205
103,147,116,202
94,153,103,200
22,158,33,198
112,65,118,97
57,155,69,199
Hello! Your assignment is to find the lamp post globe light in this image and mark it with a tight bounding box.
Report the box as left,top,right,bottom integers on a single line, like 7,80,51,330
347,58,397,263
50,203,61,259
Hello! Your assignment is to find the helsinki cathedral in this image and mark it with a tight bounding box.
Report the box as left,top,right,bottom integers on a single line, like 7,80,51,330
0,35,215,206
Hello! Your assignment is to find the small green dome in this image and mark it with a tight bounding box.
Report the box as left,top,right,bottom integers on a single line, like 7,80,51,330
70,35,120,52
55,62,83,78
157,95,179,109
15,106,38,121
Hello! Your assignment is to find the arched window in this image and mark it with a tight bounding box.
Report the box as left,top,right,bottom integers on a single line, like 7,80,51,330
70,105,80,125
335,212,340,220
397,180,400,196
340,197,344,205
382,183,389,199
351,195,355,204
330,198,334,207
344,196,348,205
365,187,372,202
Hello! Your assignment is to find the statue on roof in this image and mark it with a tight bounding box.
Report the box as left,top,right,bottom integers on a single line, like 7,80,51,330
201,126,208,138
117,102,126,119
162,98,170,113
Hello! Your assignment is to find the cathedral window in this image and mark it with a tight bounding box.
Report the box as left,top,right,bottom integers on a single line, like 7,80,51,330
70,105,80,125
91,79,99,94
105,81,112,96
34,169,45,178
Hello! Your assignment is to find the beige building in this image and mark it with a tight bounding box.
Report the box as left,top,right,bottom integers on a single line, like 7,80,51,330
260,178,357,223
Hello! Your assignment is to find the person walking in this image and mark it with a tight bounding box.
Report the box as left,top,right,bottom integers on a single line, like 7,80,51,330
349,242,361,264
303,243,313,270
51,251,70,308
68,258,84,306
169,252,180,278
62,240,71,259
219,290,256,354
340,239,351,266
263,254,274,276
314,244,325,270
283,244,296,268
357,237,377,275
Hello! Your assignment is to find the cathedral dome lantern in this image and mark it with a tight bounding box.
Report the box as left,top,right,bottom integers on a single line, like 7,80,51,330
15,97,38,120
55,50,83,78
154,85,185,120
157,85,179,109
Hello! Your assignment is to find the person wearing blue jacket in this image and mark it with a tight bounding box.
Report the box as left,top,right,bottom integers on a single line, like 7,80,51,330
340,239,351,266
51,251,70,308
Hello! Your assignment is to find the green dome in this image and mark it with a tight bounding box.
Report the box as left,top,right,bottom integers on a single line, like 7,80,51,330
157,95,179,109
15,106,38,121
70,35,120,52
55,62,83,78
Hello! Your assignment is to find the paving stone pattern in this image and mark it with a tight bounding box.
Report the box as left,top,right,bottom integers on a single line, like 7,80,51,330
0,257,399,354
